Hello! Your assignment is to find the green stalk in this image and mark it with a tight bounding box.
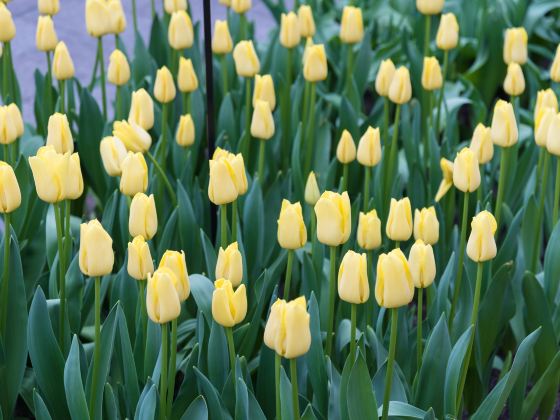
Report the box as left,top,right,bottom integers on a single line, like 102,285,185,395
283,250,294,300
275,354,282,420
290,358,300,420
182,92,191,115
416,287,423,371
423,15,431,56
240,13,247,40
350,303,357,361
161,103,169,173
423,91,431,167
226,327,236,394
220,205,228,249
63,199,71,277
54,203,66,348
257,140,266,183
88,42,100,91
363,166,371,211
553,157,560,225
304,83,317,176
325,246,337,357
282,47,293,172
341,163,349,192
115,85,121,121
220,54,228,95
167,318,178,417
531,152,550,273
145,151,177,206
139,281,147,357
381,308,398,420
310,209,316,261
301,81,310,150
449,192,470,328
2,41,10,102
495,147,510,228
59,79,65,114
537,148,544,186
159,322,168,420
382,98,390,146
98,37,107,120
384,105,402,203
89,276,101,419
242,77,252,161
345,45,354,94
151,0,155,19
231,200,238,243
0,212,10,338
45,52,52,121
132,0,138,33
435,50,449,136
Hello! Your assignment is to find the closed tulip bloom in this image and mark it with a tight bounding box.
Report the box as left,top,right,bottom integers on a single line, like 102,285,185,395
154,66,176,103
314,191,351,246
303,44,328,82
129,193,157,240
79,219,114,277
264,297,310,358
416,0,444,15
413,207,439,245
503,63,525,97
169,10,193,50
453,147,480,192
469,123,493,164
534,89,558,123
263,298,286,352
66,153,84,200
490,100,518,147
551,45,560,83
304,171,320,206
212,20,233,54
375,59,396,97
113,120,151,153
107,49,130,86
435,158,454,202
178,58,198,93
164,0,187,14
160,250,190,301
253,74,276,110
0,161,20,213
340,6,364,44
408,240,436,288
128,89,154,130
422,56,443,91
108,0,126,34
338,251,369,304
176,114,195,147
357,210,381,250
546,113,560,157
127,236,154,280
233,40,260,77
503,27,528,65
466,210,497,262
386,198,413,241
53,41,75,80
212,147,248,194
336,130,356,163
46,113,73,153
298,5,315,38
231,0,250,14
28,146,66,202
146,267,181,324
280,12,300,49
0,3,15,42
389,67,412,105
375,248,414,308
357,126,381,167
36,15,58,52
208,156,239,205
212,279,247,327
215,242,243,287
0,106,17,145
7,104,22,138
38,0,60,15
85,0,111,38
251,99,275,140
100,136,127,176
436,13,459,50
120,152,148,196
277,199,307,249
535,107,555,148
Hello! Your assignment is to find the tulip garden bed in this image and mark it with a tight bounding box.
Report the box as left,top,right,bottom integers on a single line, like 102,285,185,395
1,0,560,419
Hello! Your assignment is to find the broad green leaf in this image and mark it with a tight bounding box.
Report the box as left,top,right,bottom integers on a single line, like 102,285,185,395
64,336,89,420
443,325,474,417
180,395,208,420
194,367,227,420
190,274,214,325
134,382,157,420
305,293,328,417
347,351,377,420
377,401,427,419
521,349,560,419
33,390,53,420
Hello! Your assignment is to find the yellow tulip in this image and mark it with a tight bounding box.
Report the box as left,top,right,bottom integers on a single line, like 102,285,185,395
436,13,459,50
408,239,436,288
64,153,84,200
546,113,560,157
159,250,190,301
164,0,187,14
129,193,158,240
53,41,75,80
178,57,198,93
0,2,15,42
108,0,126,34
176,114,195,147
534,89,558,122
154,66,176,103
280,12,301,49
503,27,528,65
146,267,181,324
0,106,18,145
253,74,276,110
208,156,239,205
128,88,154,130
421,56,442,91
357,210,381,250
298,5,315,38
535,107,555,148
503,62,525,97
212,279,247,327
386,197,413,242
250,99,275,140
314,191,351,246
233,40,260,77
277,199,307,249
36,15,58,52
416,0,444,15
7,104,22,138
38,0,60,16
79,219,114,277
303,44,327,82
338,250,369,304
85,0,110,38
375,59,395,97
127,236,154,280
413,207,439,245
490,99,518,147
551,45,560,83
113,120,152,153
452,147,480,193
212,20,233,55
388,66,412,105
304,171,320,206
107,49,130,86
120,152,148,197
212,148,248,195
466,210,497,262
100,136,127,176
357,126,381,167
46,113,73,153
215,242,243,287
340,6,364,44
469,123,493,164
0,161,20,213
375,248,414,308
336,129,356,164
435,158,454,202
231,0,250,14
168,10,193,50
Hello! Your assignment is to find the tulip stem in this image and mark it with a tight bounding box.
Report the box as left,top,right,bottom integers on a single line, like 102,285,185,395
435,50,448,137
275,353,282,420
115,85,121,121
145,151,178,206
382,98,390,147
282,47,293,172
220,55,228,96
350,303,357,362
302,81,310,149
384,104,401,204
449,191,469,328
166,318,177,418
303,82,317,176
220,204,228,249
159,322,168,420
416,287,423,372
381,308,398,420
363,166,370,211
59,79,65,114
424,91,432,173
88,43,100,92
495,146,510,228
553,157,560,225
54,203,67,348
345,45,354,95
182,92,191,115
98,37,108,120
257,140,266,183
45,52,52,122
531,151,550,273
290,358,300,420
241,77,251,162
132,0,138,34
283,250,294,300
231,200,238,242
139,280,147,363
2,41,10,102
240,13,247,40
226,326,236,395
151,0,155,19
89,276,101,420
341,163,348,192
0,212,10,339
455,261,483,416
325,245,337,357
423,15,431,56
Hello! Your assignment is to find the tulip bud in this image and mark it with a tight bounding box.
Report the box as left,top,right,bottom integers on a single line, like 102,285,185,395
7,104,22,138
436,13,459,50
277,199,307,249
386,197,413,242
208,156,239,205
408,240,436,288
212,279,247,327
215,242,243,287
176,114,195,147
212,148,248,195
0,106,17,145
314,191,351,246
38,0,60,16
336,130,356,164
338,251,369,304
503,62,525,97
85,0,111,38
298,5,315,38
416,0,444,15
120,152,148,197
469,123,493,164
551,45,560,83
66,153,84,200
304,171,320,206
146,267,181,323
154,66,176,103
253,74,276,110
127,236,154,280
113,120,151,153
413,207,439,245
129,89,154,130
466,210,497,262
546,113,560,157
357,210,381,250
303,44,328,82
0,161,20,213
212,20,233,55
79,219,114,277
435,158,454,202
535,107,555,148
490,100,518,148
453,147,480,193
233,40,260,77
535,89,558,122
178,57,198,93
46,113,73,153
0,3,15,42
375,248,414,308
100,136,127,176
107,49,130,86
340,6,364,44
421,56,443,91
169,10,193,50
28,146,65,203
36,15,58,52
164,0,187,14
357,126,381,167
503,27,528,65
160,250,190,301
129,193,157,240
280,12,301,49
231,0,251,14
375,59,396,97
251,99,275,140
388,66,412,105
108,0,126,34
53,41,75,80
